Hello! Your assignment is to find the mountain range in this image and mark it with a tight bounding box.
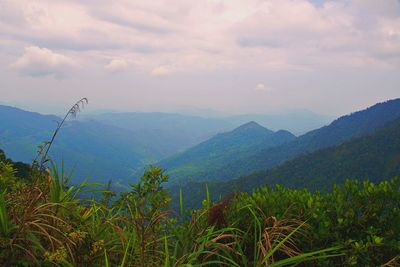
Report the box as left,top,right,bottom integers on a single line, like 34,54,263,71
0,104,331,183
2,99,400,198
173,101,400,208
83,112,235,159
0,105,155,183
165,99,400,184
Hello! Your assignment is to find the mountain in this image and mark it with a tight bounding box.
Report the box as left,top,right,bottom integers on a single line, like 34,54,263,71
0,105,161,183
176,111,400,209
84,110,333,156
242,115,400,190
3,99,400,187
194,99,400,182
0,105,237,184
84,112,235,159
159,121,295,184
225,110,332,135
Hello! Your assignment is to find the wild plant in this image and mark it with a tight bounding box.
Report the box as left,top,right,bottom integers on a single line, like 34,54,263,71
117,165,172,266
32,97,88,173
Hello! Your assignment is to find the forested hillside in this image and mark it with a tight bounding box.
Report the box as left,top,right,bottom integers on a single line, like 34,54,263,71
160,121,295,184
240,116,400,191
176,112,400,208
188,99,400,181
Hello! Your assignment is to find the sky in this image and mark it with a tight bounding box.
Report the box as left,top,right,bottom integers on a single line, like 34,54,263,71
0,0,399,116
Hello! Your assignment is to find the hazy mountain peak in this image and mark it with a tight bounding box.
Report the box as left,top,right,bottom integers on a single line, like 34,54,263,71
238,121,262,128
233,121,271,133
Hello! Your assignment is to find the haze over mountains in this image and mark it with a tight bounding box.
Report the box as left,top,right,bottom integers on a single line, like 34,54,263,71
0,104,329,183
0,105,155,183
223,110,331,135
161,99,400,185
84,112,235,159
1,98,400,196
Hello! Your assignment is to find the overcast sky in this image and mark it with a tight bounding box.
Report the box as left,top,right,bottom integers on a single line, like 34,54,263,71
0,0,399,116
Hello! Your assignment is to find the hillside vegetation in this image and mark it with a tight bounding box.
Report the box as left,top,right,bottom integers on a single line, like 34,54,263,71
160,121,295,184
176,113,400,209
183,99,400,182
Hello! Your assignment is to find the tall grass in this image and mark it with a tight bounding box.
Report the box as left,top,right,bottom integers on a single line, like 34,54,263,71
0,158,346,266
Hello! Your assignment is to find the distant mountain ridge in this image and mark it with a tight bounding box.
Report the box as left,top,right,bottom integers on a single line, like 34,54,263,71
84,112,236,158
0,105,158,183
2,99,400,189
159,121,296,184
225,110,332,135
196,99,400,181
0,105,235,183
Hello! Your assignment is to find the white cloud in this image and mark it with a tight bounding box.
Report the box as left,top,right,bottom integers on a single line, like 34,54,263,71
151,65,173,76
255,83,273,92
2,0,400,72
104,59,129,73
10,46,74,77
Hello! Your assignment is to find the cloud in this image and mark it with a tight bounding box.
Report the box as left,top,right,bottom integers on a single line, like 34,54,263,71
1,0,400,117
151,65,173,76
104,59,129,72
255,83,273,92
10,46,74,77
233,0,400,68
2,0,400,72
91,4,177,34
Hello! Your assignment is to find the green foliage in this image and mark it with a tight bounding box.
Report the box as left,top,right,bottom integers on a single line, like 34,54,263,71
228,178,400,266
0,148,31,183
0,152,348,266
118,165,171,267
1,146,399,266
0,190,16,238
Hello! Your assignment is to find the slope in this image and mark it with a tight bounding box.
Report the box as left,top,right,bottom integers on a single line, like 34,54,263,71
176,114,400,209
203,98,400,181
0,105,157,183
160,121,295,184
